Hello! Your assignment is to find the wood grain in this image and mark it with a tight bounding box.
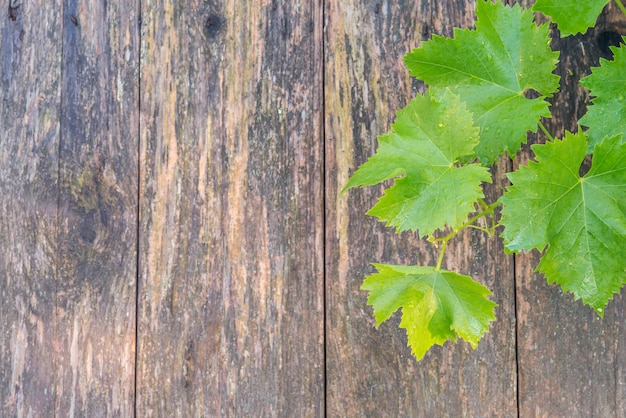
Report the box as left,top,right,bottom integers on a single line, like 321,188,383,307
136,0,324,415
325,1,517,416
3,0,626,415
0,1,62,414
54,0,140,415
515,3,626,416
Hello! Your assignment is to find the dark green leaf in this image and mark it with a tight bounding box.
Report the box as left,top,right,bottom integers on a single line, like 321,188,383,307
500,132,626,313
533,0,609,36
404,0,560,164
580,41,626,152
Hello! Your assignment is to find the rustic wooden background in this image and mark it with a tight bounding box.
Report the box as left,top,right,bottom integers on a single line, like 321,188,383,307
1,0,625,416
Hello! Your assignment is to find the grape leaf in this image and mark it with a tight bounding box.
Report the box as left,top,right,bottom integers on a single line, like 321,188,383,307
580,41,626,153
404,0,560,164
362,264,497,360
344,90,490,236
500,132,626,313
532,0,609,36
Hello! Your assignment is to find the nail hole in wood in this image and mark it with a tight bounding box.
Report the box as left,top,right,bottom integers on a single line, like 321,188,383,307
8,5,18,21
204,13,224,39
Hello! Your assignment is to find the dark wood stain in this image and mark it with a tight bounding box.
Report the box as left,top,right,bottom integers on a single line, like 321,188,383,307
0,0,624,416
325,1,516,416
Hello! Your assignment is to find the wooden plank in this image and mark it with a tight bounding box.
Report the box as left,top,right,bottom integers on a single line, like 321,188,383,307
54,0,140,415
136,0,324,415
0,1,62,414
515,4,626,416
325,1,517,416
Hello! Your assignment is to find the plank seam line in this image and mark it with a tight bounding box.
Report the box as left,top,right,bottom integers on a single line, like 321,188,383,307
321,0,328,416
512,205,520,417
54,4,67,418
134,3,142,416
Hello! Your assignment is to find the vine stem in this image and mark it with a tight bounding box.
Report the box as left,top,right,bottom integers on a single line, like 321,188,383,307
615,0,626,16
434,201,501,270
436,240,448,270
538,120,555,142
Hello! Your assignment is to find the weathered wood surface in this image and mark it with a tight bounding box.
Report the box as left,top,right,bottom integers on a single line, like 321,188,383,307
515,3,626,416
55,0,140,415
1,0,626,416
1,1,61,414
136,0,324,416
1,0,140,415
325,1,517,416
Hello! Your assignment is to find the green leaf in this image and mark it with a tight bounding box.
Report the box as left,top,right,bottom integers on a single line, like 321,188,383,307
580,41,626,152
344,90,491,236
500,132,626,313
532,0,609,36
404,0,560,164
362,264,497,360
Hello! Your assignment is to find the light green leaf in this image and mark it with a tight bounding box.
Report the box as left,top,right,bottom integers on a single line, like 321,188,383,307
580,40,626,152
344,90,490,236
404,0,560,164
500,132,626,313
532,0,609,36
362,264,497,360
